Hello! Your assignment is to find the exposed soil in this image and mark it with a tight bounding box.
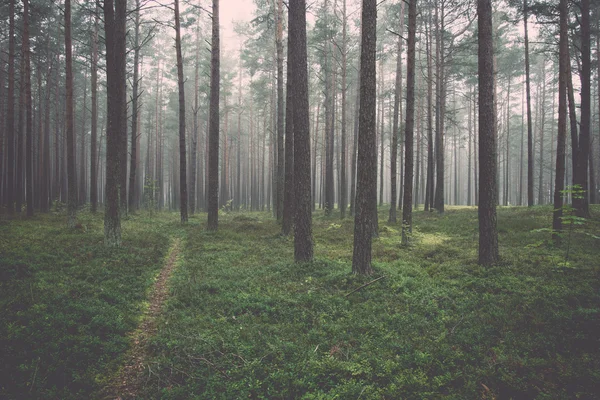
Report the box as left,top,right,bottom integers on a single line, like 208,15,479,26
102,238,181,400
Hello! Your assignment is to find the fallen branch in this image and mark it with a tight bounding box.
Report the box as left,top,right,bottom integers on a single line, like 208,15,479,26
345,276,386,297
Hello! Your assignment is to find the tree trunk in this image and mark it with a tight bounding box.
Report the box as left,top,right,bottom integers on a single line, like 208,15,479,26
553,0,568,243
65,0,77,227
402,0,417,244
90,5,99,213
290,0,313,262
103,0,127,246
129,0,141,213
339,0,349,219
425,14,434,212
174,0,188,223
538,60,546,205
574,0,591,217
282,35,295,235
433,0,445,214
349,81,360,216
477,0,499,265
275,0,284,220
524,0,534,207
207,0,220,230
352,0,377,275
23,0,33,216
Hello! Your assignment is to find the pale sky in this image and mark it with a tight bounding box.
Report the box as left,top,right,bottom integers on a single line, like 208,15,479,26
220,0,256,53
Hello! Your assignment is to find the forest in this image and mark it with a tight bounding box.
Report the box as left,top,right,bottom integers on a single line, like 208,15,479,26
0,0,599,398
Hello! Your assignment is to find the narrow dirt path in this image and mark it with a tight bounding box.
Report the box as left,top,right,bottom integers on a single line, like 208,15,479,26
102,238,181,400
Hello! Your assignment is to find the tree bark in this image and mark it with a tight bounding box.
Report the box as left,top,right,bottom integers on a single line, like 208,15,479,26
276,0,284,221
352,0,377,275
553,0,568,243
340,0,349,219
401,0,417,244
574,0,591,217
90,5,99,213
207,0,220,230
282,35,295,235
104,0,127,246
477,0,499,265
65,0,77,227
129,0,141,213
174,0,188,223
290,0,313,262
524,0,534,207
23,0,33,217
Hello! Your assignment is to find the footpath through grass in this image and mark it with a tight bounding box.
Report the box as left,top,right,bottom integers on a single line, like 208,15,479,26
0,211,180,399
1,206,599,399
141,206,600,399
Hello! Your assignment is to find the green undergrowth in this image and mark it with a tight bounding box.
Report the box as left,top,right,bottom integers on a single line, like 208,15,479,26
0,211,178,399
140,205,600,399
1,206,599,399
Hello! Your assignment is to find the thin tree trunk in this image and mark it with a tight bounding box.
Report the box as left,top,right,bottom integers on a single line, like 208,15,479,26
23,0,33,216
538,61,546,205
553,0,568,243
574,0,591,217
90,5,99,213
425,14,434,212
174,0,188,223
402,0,416,244
340,0,349,219
524,0,534,207
207,0,220,230
65,0,77,227
129,0,141,213
276,0,284,220
282,35,295,235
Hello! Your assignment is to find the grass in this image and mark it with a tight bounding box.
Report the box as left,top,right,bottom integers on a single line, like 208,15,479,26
0,211,178,399
1,205,599,398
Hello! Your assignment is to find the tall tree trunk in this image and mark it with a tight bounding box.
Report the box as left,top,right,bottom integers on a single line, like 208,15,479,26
553,0,568,243
388,19,404,224
574,0,591,217
505,79,511,206
339,0,349,219
324,29,335,216
538,61,546,205
290,0,313,262
282,35,295,235
174,0,188,223
275,0,284,221
433,0,445,214
352,0,376,275
104,0,127,246
41,60,53,213
467,90,472,206
79,70,88,206
90,5,99,213
519,80,525,205
65,0,77,227
23,0,33,216
235,46,242,210
129,0,141,213
207,0,220,230
425,14,434,212
349,82,360,216
477,0,499,265
524,0,534,207
402,0,416,244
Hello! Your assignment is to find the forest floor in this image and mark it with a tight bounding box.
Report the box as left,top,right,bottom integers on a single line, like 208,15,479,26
1,205,599,399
